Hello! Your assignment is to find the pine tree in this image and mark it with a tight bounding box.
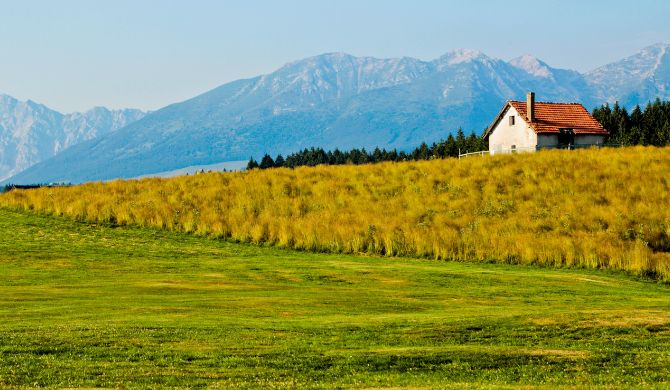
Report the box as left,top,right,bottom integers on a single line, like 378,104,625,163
615,117,628,145
660,120,670,146
388,149,399,161
455,128,467,153
610,103,625,142
274,154,285,168
428,142,438,159
629,126,644,146
445,134,458,157
412,143,429,160
630,105,644,144
316,148,328,165
643,98,663,146
246,157,259,170
466,131,480,152
478,129,488,151
372,147,383,163
332,149,345,165
259,154,275,169
435,140,448,158
592,103,612,137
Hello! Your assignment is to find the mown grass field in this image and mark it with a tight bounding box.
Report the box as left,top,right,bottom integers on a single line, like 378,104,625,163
1,208,669,388
2,146,669,280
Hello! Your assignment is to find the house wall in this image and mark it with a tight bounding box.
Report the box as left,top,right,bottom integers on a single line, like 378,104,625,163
488,106,537,153
537,134,606,148
537,134,558,147
574,134,606,145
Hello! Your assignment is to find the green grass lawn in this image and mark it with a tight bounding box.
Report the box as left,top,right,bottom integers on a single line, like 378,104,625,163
0,209,669,388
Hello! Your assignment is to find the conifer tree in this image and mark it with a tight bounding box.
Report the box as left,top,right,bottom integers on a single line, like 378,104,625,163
466,131,480,152
412,143,429,160
455,128,467,153
259,154,275,169
274,154,285,168
246,157,259,170
372,147,383,163
660,120,670,146
445,134,458,157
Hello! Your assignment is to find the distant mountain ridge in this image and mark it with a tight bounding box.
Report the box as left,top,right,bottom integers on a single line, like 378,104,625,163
5,43,670,185
0,95,145,181
587,43,670,107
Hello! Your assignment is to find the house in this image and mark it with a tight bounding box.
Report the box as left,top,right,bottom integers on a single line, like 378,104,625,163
483,92,608,154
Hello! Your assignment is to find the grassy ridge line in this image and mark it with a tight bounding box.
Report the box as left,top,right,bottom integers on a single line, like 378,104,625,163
1,146,669,279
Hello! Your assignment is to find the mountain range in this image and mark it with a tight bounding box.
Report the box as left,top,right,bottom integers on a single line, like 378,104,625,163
0,95,145,181
4,43,670,185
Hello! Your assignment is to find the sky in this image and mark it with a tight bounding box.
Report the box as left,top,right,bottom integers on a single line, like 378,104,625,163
1,0,669,113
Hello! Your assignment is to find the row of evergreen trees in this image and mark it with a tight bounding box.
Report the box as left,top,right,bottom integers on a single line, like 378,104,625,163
0,184,62,193
592,99,670,146
247,129,487,170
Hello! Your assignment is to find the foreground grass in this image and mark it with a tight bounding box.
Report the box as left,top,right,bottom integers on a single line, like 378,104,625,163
2,146,669,280
0,209,669,388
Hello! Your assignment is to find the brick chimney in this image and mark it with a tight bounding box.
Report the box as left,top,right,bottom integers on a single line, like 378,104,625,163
527,92,535,122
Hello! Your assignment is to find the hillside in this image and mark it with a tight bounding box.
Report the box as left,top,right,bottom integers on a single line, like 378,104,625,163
0,94,145,181
1,208,669,387
2,147,669,280
6,43,670,185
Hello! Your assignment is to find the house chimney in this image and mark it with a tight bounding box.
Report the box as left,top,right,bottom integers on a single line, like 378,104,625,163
527,92,535,122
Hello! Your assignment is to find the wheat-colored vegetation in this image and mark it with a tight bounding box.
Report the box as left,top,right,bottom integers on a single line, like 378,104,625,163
2,146,669,279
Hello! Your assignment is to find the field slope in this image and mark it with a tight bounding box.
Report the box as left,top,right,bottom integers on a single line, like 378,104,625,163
2,146,669,279
1,209,669,388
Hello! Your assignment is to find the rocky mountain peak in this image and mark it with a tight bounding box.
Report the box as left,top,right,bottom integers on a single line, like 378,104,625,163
508,55,553,78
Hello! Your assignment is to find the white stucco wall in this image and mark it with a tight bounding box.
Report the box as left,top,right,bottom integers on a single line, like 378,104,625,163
488,106,537,153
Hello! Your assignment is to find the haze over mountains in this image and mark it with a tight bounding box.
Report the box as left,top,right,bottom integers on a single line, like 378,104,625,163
0,95,145,181
4,43,670,185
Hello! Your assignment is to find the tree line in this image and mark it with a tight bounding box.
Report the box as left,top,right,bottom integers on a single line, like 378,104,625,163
593,98,670,146
0,184,68,193
247,129,487,170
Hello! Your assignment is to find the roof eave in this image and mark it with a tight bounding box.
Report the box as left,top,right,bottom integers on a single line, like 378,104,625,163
536,130,610,135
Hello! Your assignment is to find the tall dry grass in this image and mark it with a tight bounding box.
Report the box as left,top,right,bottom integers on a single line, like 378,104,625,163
2,146,669,280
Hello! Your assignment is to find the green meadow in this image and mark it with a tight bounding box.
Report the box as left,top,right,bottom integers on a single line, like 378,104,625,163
1,208,669,388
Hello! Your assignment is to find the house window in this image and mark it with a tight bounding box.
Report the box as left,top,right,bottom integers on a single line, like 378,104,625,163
509,116,515,125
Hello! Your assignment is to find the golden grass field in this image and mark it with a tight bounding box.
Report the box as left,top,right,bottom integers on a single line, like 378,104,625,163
2,146,669,280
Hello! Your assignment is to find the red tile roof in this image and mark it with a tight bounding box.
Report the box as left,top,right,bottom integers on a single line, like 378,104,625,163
508,101,608,135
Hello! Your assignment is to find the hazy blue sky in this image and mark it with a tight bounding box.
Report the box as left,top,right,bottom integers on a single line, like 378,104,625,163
1,0,668,112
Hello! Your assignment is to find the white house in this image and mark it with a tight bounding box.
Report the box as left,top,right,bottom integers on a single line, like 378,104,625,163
483,92,609,154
